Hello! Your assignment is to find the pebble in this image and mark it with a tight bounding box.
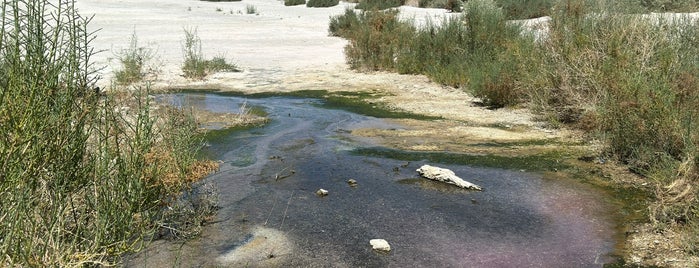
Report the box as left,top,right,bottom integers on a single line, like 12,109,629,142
370,239,391,252
316,189,328,196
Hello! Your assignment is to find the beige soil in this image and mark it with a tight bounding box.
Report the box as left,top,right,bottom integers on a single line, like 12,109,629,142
76,0,696,266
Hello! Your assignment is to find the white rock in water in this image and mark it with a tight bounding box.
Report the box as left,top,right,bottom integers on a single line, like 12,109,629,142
316,189,329,196
416,165,482,191
370,239,391,252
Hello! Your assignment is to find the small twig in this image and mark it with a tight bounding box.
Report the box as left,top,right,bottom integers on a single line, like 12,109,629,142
274,166,296,181
264,196,278,226
279,191,294,230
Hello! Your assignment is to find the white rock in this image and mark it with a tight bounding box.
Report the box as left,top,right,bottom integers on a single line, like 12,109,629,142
370,239,391,252
416,165,482,191
316,189,328,196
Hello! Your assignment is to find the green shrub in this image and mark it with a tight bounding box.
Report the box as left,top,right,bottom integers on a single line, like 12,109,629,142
329,8,361,37
637,0,699,12
334,0,528,105
182,28,240,79
527,0,699,233
246,4,258,14
306,0,340,7
0,1,213,265
285,0,307,6
114,31,154,85
333,0,699,252
496,0,554,19
343,10,415,71
355,0,405,10
419,0,463,11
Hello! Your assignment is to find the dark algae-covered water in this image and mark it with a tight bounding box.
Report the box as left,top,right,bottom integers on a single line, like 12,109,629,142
131,93,623,267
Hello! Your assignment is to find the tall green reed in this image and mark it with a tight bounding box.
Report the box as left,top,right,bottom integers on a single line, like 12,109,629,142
0,1,210,265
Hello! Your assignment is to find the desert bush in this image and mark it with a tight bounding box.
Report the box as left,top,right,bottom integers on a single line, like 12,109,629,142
329,8,361,37
182,28,240,79
419,0,463,11
397,17,471,82
0,1,216,265
343,10,415,71
114,31,154,85
460,0,530,106
285,0,307,6
496,0,554,19
638,0,699,12
306,0,340,7
333,0,699,254
528,0,699,235
355,0,405,10
246,4,258,14
334,0,528,106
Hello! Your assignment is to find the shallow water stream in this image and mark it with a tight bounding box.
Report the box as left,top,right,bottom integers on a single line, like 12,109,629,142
132,93,622,267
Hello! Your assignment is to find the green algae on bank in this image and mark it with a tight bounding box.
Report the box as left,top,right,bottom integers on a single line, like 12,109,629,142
351,147,570,172
178,89,441,120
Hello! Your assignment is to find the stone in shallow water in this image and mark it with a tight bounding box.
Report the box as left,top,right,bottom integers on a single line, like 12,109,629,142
416,164,482,191
316,188,329,196
370,239,391,252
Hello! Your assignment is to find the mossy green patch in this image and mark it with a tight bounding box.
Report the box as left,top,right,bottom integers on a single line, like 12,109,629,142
179,89,440,120
351,147,569,172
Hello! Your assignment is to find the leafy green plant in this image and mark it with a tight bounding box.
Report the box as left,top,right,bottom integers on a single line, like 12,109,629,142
285,0,307,6
306,0,340,8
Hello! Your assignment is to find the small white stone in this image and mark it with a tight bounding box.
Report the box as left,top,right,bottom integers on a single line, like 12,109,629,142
370,239,391,252
316,189,328,196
